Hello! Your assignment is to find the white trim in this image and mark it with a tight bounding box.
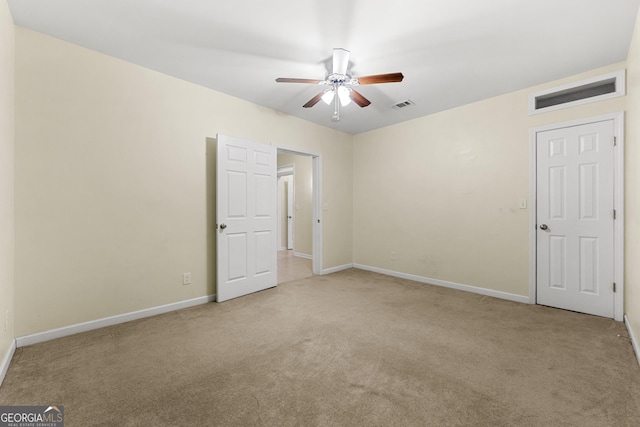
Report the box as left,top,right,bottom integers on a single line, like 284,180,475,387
529,112,625,321
293,252,312,260
528,70,626,115
16,295,216,348
277,146,321,159
613,114,625,321
0,339,16,387
312,155,323,275
354,264,529,304
277,166,295,252
625,315,640,367
322,263,354,275
277,163,294,177
529,129,538,305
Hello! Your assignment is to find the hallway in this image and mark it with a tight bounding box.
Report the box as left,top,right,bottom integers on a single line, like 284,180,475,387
277,250,312,284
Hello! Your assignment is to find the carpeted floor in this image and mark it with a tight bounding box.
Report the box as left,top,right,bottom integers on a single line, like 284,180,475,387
1,268,639,426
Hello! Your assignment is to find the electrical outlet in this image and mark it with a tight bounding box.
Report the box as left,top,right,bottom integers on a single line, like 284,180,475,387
390,251,397,260
183,272,192,285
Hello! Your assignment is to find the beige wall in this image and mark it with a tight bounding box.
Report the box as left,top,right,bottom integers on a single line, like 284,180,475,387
625,7,640,350
14,28,353,337
0,2,15,371
9,16,639,351
353,63,627,298
278,152,313,256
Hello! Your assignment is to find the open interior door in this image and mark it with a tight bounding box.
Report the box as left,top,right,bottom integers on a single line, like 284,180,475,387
216,134,277,302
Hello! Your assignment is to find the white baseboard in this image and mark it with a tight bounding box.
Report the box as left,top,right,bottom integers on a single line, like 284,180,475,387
322,263,354,275
293,252,312,260
353,264,529,304
625,315,640,367
16,294,216,348
0,339,16,387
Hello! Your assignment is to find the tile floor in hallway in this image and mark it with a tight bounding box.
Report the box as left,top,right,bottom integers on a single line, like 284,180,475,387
278,250,313,283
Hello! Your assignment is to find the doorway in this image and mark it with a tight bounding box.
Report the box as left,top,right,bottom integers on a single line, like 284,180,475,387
277,166,294,251
529,113,624,320
276,148,320,283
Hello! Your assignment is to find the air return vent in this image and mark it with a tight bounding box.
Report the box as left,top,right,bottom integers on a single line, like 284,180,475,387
528,70,625,115
392,99,415,109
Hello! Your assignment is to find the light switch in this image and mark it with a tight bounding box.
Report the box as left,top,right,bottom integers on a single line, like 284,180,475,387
519,199,527,209
323,203,329,211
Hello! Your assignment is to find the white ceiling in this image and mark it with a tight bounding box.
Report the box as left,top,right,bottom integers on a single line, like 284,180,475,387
8,0,640,134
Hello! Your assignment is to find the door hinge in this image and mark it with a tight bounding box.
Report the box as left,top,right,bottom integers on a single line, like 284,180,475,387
613,282,617,293
613,136,617,146
613,209,617,220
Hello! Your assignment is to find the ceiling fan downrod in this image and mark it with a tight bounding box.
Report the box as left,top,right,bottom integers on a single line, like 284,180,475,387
331,84,340,121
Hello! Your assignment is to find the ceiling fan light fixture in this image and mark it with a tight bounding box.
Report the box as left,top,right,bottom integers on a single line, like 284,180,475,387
338,86,351,106
321,90,335,105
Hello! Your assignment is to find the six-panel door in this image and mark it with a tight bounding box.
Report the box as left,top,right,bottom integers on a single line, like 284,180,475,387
217,134,277,302
536,120,615,317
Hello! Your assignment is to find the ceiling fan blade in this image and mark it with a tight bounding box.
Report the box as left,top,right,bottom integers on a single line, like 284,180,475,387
333,48,350,75
350,89,371,108
357,72,404,85
303,92,324,108
276,77,324,84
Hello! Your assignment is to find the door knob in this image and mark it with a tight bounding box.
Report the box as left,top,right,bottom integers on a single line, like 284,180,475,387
539,224,548,230
220,224,227,230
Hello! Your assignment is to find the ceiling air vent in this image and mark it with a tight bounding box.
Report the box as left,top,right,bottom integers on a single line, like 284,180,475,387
528,70,625,115
392,99,415,109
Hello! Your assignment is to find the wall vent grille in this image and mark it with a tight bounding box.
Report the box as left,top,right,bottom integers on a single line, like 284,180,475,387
528,70,625,115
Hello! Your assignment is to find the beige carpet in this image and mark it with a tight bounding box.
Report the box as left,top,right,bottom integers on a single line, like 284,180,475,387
1,269,639,426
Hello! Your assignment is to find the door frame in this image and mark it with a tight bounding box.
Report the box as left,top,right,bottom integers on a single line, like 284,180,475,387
277,146,322,276
529,112,624,321
277,165,295,251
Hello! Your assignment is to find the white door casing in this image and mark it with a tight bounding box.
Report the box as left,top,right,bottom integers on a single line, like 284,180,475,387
533,116,623,319
286,178,294,250
216,134,277,302
277,176,286,250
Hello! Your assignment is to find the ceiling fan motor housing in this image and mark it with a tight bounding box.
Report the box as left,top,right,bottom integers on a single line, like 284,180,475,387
326,74,359,85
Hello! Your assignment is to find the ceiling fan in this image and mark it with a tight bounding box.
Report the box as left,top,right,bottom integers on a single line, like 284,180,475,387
275,48,404,121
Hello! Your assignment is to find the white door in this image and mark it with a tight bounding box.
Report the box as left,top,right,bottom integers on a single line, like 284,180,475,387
286,178,294,250
217,134,277,302
536,120,615,317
